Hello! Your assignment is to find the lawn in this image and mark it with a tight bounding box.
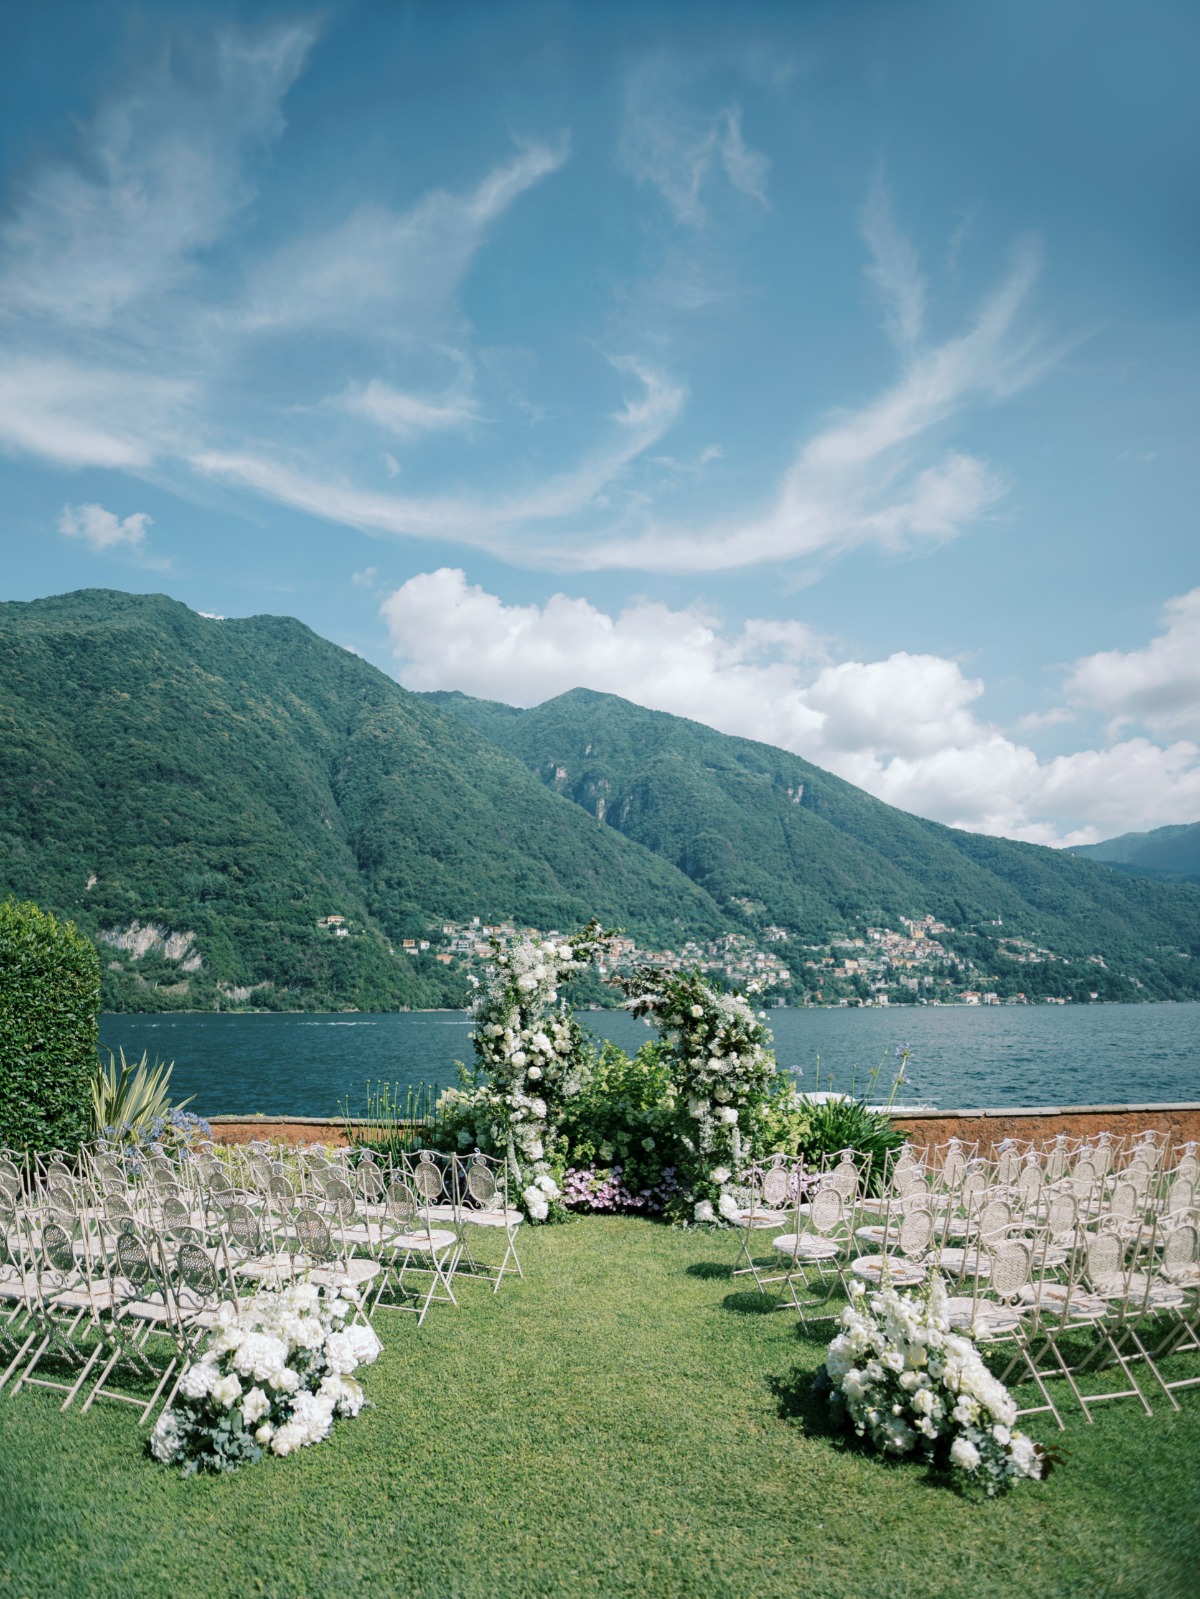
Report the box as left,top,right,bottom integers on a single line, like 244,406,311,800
1,1218,1195,1599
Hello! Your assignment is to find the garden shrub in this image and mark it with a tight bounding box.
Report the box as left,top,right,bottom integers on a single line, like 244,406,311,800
559,1039,684,1212
0,897,100,1153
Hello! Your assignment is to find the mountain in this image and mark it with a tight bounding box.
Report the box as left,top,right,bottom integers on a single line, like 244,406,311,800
426,687,1200,1001
1068,822,1200,885
0,591,725,1012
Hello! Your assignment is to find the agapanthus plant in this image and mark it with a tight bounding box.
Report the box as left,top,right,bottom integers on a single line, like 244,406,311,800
816,1274,1047,1496
149,1280,381,1475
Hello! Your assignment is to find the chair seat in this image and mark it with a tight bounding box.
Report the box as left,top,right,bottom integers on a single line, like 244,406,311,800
737,1210,789,1229
311,1260,381,1287
772,1234,838,1260
463,1211,521,1230
390,1229,457,1254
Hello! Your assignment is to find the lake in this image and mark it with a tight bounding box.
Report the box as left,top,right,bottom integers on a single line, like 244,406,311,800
98,1002,1200,1119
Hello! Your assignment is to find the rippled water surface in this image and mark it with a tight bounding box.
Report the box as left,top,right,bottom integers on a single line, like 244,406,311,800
99,1002,1200,1118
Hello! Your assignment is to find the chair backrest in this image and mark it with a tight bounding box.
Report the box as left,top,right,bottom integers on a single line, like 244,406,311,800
1045,1192,1076,1237
1086,1229,1124,1288
41,1221,77,1277
1160,1223,1198,1282
989,1239,1032,1303
411,1157,445,1203
223,1203,261,1252
462,1160,499,1211
832,1151,857,1202
760,1164,792,1211
809,1187,844,1235
1016,1163,1043,1207
994,1149,1021,1186
940,1147,967,1190
321,1177,357,1219
1166,1176,1195,1214
115,1228,154,1288
385,1180,421,1228
977,1198,1011,1241
357,1160,386,1203
897,1207,933,1258
1044,1144,1069,1183
960,1169,987,1207
175,1240,220,1300
292,1207,336,1262
1109,1181,1139,1221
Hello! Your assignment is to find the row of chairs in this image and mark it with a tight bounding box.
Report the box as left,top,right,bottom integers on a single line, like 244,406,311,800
0,1139,531,1424
731,1135,1200,1428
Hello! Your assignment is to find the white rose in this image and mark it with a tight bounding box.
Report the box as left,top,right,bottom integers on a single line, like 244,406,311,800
949,1437,981,1472
694,1200,715,1223
527,1065,542,1080
710,1167,731,1185
210,1372,243,1409
718,1107,739,1125
718,1193,741,1222
241,1386,271,1425
511,1051,527,1067
255,1423,274,1444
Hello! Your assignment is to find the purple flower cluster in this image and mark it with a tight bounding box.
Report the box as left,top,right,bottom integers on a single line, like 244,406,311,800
561,1164,681,1215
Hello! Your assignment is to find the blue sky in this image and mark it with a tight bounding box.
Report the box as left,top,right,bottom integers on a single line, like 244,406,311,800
2,0,1198,845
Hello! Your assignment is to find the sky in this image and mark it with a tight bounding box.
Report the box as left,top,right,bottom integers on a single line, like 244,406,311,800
1,0,1198,847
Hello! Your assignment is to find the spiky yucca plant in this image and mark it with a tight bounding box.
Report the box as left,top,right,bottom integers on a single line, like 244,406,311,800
91,1048,191,1142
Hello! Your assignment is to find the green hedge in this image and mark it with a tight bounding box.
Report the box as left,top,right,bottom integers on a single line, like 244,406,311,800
0,898,100,1153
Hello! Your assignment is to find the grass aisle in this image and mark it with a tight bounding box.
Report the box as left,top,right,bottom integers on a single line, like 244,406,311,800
1,1218,1196,1598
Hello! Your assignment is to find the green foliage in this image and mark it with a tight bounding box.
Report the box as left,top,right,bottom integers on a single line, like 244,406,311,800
0,897,99,1153
559,1038,683,1193
90,1047,190,1143
789,1096,904,1193
343,1080,436,1159
433,686,1200,998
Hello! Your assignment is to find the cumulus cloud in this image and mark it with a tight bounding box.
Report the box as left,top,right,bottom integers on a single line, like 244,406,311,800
1065,587,1200,740
381,569,1200,844
58,502,153,554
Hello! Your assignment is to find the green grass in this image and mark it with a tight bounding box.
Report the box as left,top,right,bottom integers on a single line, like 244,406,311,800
1,1219,1196,1599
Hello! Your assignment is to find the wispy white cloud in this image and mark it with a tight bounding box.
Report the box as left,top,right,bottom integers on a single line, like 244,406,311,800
861,176,926,355
581,235,1045,573
619,63,770,227
331,379,481,438
192,357,685,546
381,569,1200,845
0,23,316,330
235,138,568,336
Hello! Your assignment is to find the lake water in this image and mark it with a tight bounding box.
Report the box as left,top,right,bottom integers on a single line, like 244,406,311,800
98,1002,1200,1119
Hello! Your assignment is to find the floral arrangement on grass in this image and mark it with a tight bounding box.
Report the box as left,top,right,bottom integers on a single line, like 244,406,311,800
816,1273,1047,1496
432,921,609,1218
149,1280,381,1475
618,968,777,1223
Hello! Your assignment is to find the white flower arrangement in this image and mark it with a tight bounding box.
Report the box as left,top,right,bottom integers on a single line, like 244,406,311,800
619,968,776,1221
149,1280,381,1475
435,922,608,1219
818,1274,1045,1495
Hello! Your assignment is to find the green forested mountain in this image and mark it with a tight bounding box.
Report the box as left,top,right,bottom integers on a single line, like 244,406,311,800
0,591,724,1011
3,590,1198,1013
428,688,1200,1000
1068,822,1200,885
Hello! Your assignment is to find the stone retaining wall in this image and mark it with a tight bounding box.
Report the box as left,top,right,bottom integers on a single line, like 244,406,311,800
207,1103,1200,1153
